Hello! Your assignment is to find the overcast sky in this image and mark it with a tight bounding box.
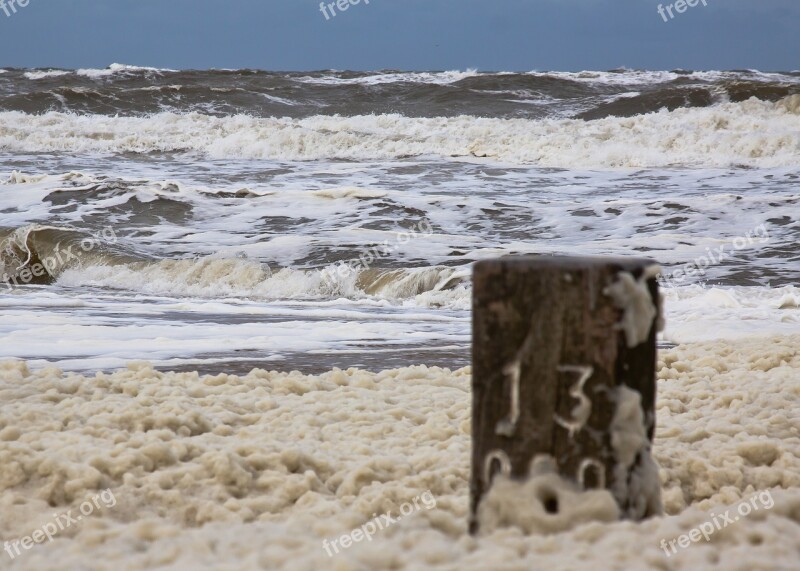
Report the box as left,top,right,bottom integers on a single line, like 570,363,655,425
0,0,797,71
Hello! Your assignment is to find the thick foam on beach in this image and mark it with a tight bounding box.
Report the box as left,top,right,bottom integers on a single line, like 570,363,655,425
0,335,798,569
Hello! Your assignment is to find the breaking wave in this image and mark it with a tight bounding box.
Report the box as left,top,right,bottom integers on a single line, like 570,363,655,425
53,258,472,308
1,96,799,167
0,225,471,307
0,224,139,285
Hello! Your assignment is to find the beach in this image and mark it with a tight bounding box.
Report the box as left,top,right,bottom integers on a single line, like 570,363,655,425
1,66,799,569
1,335,799,569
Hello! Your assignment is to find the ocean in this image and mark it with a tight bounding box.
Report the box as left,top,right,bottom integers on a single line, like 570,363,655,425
1,66,798,373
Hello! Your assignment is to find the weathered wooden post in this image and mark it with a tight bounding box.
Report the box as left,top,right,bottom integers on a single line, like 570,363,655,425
470,255,663,534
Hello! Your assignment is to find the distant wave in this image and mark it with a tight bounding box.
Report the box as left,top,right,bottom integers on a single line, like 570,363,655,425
11,65,800,86
293,69,481,86
1,97,799,167
1,67,798,119
23,70,72,80
75,63,178,78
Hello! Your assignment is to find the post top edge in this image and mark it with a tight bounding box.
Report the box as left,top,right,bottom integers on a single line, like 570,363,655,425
473,255,659,271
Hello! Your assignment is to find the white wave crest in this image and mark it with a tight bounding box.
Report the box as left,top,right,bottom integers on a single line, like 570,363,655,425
294,69,479,86
54,258,800,333
23,70,72,80
1,97,799,167
56,258,472,309
662,284,800,343
76,63,176,79
527,69,800,86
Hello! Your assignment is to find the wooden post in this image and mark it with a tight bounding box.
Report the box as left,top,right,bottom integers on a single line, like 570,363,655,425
470,255,663,534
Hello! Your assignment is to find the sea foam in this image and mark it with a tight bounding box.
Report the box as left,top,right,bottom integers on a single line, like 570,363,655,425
0,335,798,569
1,97,799,167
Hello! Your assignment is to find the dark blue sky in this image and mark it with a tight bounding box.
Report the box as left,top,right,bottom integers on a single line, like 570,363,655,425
0,0,797,71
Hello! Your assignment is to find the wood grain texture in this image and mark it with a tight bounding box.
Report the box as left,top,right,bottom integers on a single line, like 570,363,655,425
470,256,661,534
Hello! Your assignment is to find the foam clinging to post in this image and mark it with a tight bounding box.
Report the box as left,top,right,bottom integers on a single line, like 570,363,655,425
610,385,663,518
477,456,620,534
604,265,661,348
